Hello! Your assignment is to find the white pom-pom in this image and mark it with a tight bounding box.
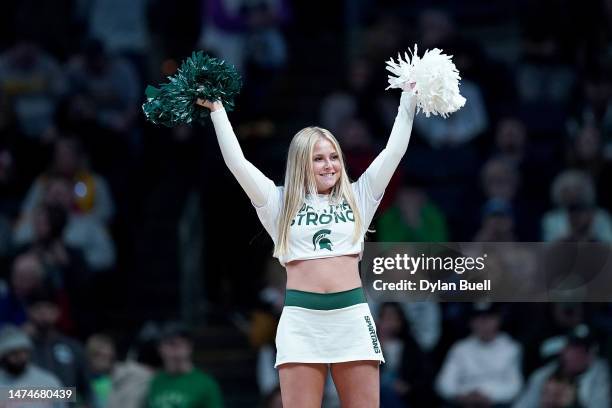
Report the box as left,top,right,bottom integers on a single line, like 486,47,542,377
386,44,466,118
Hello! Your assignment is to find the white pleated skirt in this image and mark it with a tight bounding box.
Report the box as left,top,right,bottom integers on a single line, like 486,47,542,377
274,288,385,368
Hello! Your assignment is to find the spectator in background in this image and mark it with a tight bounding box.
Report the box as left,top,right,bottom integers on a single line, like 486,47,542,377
145,0,203,80
517,0,578,105
418,8,454,50
320,60,389,139
59,38,141,185
514,325,610,408
481,157,519,204
494,118,528,167
566,123,612,211
436,303,523,407
361,14,404,68
64,38,140,143
86,333,116,408
377,184,449,243
2,251,74,337
377,302,434,408
21,136,115,224
24,287,92,406
562,203,602,242
569,68,612,145
523,304,588,376
492,117,558,207
197,0,249,73
481,157,540,240
401,302,442,355
15,175,116,272
0,325,66,408
146,321,223,408
542,170,612,242
12,204,91,335
0,252,45,327
19,204,88,291
242,0,290,104
198,0,290,74
0,37,66,139
86,0,150,61
320,66,366,136
474,199,516,242
107,322,162,408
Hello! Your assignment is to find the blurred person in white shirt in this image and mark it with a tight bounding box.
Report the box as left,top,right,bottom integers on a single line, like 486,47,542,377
436,303,523,407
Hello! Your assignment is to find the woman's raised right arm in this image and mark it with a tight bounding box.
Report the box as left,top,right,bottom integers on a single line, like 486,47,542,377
205,101,275,207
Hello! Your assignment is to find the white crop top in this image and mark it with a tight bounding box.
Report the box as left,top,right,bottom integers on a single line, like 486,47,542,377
253,178,381,265
210,91,417,266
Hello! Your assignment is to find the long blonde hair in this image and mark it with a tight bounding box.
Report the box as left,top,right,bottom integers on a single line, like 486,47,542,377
273,127,363,258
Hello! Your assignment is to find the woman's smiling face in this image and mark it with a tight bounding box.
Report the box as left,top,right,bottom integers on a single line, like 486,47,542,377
312,136,341,194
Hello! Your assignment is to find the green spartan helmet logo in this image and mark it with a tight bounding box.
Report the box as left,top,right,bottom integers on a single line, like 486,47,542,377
313,229,333,251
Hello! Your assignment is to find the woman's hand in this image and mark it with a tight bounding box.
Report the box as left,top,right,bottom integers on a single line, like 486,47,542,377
196,98,223,112
402,81,417,92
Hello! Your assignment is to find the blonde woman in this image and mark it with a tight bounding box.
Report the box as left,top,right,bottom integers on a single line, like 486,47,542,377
197,85,416,407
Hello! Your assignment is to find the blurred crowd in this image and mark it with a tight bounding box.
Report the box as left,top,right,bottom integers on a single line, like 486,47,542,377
1,0,612,407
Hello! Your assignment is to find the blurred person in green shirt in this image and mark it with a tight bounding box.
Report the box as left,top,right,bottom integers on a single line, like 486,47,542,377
377,185,448,243
86,333,116,408
146,322,223,408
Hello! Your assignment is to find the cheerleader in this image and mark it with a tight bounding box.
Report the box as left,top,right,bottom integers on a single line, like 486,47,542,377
197,84,415,406
145,45,464,407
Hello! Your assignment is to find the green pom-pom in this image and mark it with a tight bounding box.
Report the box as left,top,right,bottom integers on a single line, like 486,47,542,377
142,51,242,127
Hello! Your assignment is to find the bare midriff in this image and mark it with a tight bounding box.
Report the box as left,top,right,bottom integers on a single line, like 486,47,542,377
285,254,362,293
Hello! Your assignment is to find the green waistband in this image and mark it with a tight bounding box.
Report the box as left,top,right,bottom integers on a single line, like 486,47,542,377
284,287,366,310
